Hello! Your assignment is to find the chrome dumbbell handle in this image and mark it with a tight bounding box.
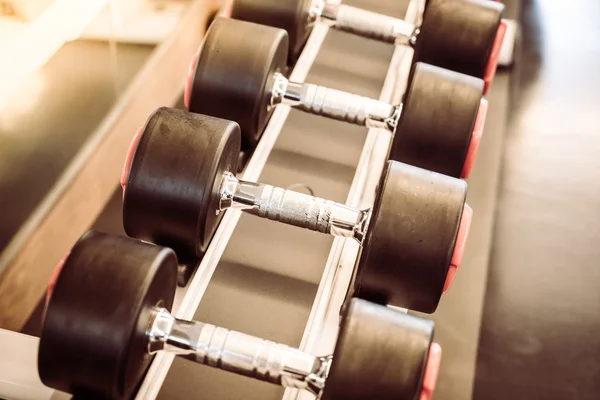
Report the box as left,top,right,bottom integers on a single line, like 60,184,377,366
148,308,330,395
219,172,369,243
271,73,400,132
320,3,415,44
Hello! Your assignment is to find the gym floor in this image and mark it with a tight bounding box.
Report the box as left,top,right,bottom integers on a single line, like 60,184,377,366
1,0,600,399
474,1,600,399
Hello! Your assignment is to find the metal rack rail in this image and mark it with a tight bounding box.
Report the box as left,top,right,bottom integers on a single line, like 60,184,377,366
284,1,423,399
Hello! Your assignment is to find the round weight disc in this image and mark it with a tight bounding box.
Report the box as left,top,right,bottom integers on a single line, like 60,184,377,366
390,63,484,178
231,0,312,63
322,299,434,400
38,231,178,399
355,161,467,313
188,17,288,149
414,0,504,79
123,107,241,260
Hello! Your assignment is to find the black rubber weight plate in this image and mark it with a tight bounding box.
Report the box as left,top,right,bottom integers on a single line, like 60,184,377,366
188,17,288,149
231,0,312,63
355,161,467,313
38,231,178,400
390,62,483,178
123,107,241,260
322,299,433,400
415,0,504,78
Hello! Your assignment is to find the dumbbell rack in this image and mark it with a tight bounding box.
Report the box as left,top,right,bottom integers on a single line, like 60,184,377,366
0,0,515,398
135,0,425,399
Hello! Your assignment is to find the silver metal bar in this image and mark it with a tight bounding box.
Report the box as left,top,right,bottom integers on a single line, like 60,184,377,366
135,3,340,398
320,3,414,45
147,308,330,396
271,72,400,131
219,173,369,242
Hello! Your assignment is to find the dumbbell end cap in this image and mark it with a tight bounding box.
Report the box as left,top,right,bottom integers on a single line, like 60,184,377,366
223,1,233,17
184,52,199,109
443,203,473,293
461,99,488,179
483,19,508,94
45,252,69,311
419,342,442,400
121,127,143,195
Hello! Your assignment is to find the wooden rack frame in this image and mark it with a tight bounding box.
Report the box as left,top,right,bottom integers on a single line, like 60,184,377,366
0,0,224,330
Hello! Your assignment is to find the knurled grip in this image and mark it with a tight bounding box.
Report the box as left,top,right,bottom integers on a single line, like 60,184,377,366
249,185,334,234
325,4,411,44
297,83,396,129
195,324,283,383
149,309,323,393
192,322,318,390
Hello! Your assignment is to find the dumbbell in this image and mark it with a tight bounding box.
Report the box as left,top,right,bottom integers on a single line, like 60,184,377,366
229,0,506,91
121,108,472,313
185,17,486,179
39,231,441,400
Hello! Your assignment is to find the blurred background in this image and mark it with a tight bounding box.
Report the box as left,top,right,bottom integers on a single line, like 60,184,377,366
0,0,599,399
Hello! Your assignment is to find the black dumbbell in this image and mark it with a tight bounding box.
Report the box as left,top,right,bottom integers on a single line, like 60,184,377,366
39,231,442,400
121,108,472,312
184,17,486,179
228,0,505,91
